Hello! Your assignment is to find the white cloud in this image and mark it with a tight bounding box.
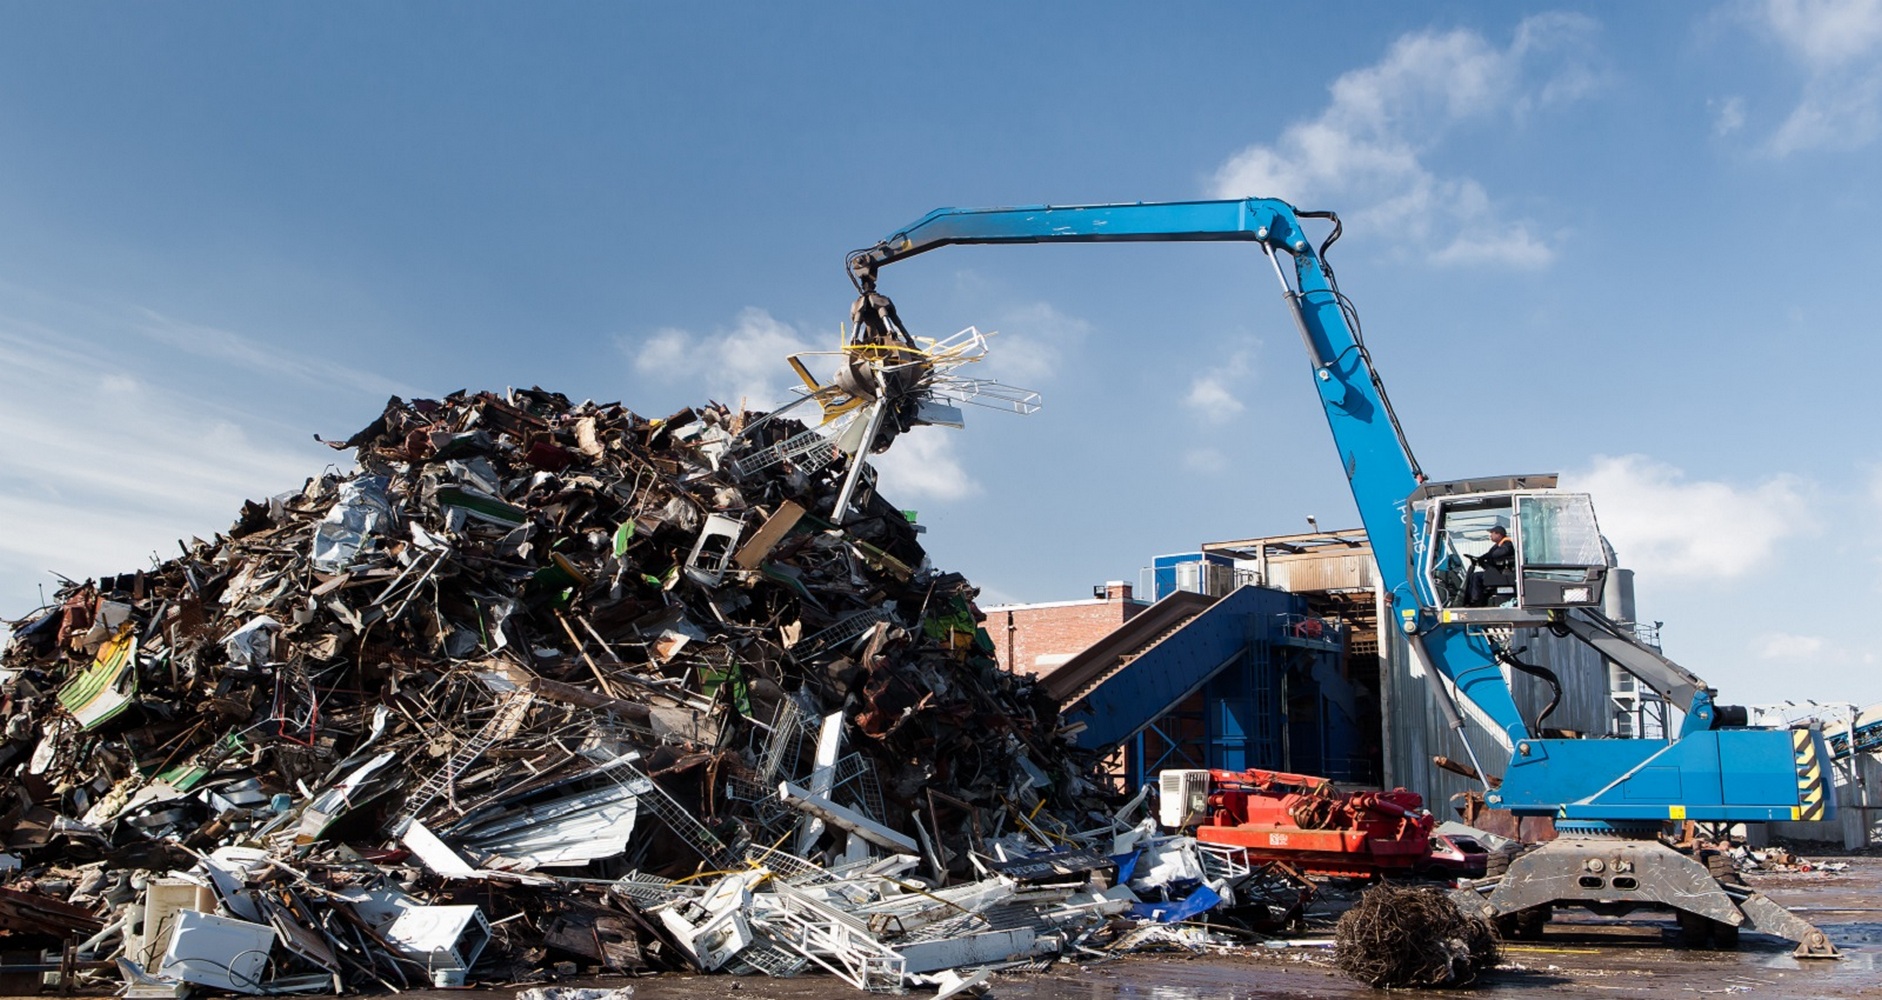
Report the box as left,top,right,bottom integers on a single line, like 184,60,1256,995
1766,0,1882,66
1565,454,1809,579
1428,218,1555,269
1711,96,1747,136
1751,630,1879,666
135,310,420,399
1758,0,1882,154
1181,344,1256,425
937,273,1094,388
1754,631,1828,660
0,322,335,618
871,427,980,502
979,301,1090,385
1211,14,1601,268
627,307,819,411
1769,77,1882,154
1184,379,1244,420
1183,448,1228,474
635,328,691,373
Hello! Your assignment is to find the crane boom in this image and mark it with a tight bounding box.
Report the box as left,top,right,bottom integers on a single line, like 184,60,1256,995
852,200,1316,266
850,198,1528,754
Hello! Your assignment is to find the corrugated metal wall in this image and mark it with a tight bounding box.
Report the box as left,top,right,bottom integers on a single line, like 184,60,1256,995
1378,600,1613,807
1770,752,1882,849
1264,552,1374,593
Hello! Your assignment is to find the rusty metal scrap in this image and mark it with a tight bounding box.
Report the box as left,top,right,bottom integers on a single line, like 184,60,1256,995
0,387,1172,994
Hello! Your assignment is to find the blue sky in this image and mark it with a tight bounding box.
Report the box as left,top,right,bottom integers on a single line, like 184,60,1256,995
2,2,1880,708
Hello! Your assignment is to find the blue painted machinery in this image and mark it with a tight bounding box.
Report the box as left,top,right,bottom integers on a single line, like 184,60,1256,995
847,199,1839,956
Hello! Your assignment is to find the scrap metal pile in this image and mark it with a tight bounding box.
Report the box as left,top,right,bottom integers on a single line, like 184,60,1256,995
1332,884,1499,989
0,387,1295,996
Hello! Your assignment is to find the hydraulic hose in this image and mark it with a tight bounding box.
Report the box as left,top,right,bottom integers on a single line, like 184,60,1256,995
1496,645,1562,731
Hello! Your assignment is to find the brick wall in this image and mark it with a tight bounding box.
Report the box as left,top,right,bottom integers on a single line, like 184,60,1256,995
986,583,1146,681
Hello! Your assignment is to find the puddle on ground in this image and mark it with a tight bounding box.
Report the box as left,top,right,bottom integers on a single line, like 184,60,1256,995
1758,921,1882,971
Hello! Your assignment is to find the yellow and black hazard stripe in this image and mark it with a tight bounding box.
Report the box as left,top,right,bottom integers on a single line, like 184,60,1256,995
1793,728,1828,822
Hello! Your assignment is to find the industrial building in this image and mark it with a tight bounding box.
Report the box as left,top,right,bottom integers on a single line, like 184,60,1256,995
994,527,1628,814
984,582,1147,680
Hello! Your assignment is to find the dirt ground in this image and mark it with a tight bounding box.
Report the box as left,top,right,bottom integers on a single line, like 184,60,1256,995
619,855,1882,1000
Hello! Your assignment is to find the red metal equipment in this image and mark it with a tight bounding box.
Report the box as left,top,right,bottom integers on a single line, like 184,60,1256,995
1189,768,1435,878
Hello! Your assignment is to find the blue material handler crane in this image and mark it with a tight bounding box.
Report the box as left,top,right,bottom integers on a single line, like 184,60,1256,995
845,198,1839,956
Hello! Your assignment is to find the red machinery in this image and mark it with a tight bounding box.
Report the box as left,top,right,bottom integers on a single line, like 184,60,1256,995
1161,768,1435,878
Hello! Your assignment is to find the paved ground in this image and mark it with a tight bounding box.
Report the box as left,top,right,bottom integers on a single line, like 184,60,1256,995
10,856,1872,999
626,855,1882,999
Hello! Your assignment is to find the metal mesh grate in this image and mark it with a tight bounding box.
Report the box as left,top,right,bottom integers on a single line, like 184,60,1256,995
799,609,893,656
402,691,536,819
729,428,840,479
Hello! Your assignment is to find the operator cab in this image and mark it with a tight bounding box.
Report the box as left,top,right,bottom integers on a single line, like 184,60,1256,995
1413,475,1610,611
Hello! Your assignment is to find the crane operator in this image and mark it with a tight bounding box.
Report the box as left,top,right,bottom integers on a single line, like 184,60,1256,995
1465,524,1516,606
